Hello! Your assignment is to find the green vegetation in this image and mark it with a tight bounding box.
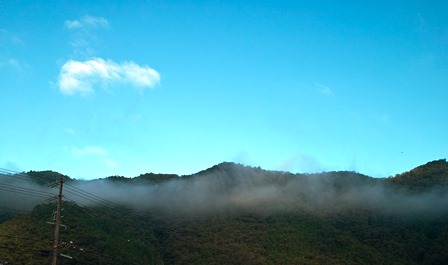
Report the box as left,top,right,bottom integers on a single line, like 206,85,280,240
100,173,179,185
388,159,448,191
0,203,163,264
26,170,73,185
1,159,447,264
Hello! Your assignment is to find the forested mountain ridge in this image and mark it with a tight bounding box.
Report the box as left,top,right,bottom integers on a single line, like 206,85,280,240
387,159,448,191
22,159,448,190
1,159,447,264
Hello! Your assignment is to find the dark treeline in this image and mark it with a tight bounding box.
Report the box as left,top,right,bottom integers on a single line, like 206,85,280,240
1,159,447,264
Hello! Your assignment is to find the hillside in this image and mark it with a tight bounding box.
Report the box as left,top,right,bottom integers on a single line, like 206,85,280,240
0,203,163,264
387,159,448,191
1,159,448,264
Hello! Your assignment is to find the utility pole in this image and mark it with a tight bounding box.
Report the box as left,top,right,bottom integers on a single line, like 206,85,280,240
51,177,64,265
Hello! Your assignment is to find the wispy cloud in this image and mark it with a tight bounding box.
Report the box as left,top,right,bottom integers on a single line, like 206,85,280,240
415,13,427,33
0,58,20,68
0,28,24,45
58,58,160,96
0,58,30,70
314,83,334,96
71,146,108,157
69,146,119,169
372,112,390,124
10,35,24,46
104,159,119,169
64,15,109,57
1,161,22,172
278,153,324,173
64,15,109,30
0,30,28,70
64,128,79,137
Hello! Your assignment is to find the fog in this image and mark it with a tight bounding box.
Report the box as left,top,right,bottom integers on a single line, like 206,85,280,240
0,173,53,212
1,163,448,218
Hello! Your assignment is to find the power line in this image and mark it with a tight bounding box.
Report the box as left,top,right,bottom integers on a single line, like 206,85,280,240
0,168,162,264
61,198,160,236
64,183,140,210
63,183,161,223
0,169,54,185
0,170,160,225
1,168,150,218
0,183,54,198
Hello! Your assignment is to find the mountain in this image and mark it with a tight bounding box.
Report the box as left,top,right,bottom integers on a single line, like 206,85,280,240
0,202,163,264
387,159,448,191
1,159,447,264
101,173,180,185
12,170,73,187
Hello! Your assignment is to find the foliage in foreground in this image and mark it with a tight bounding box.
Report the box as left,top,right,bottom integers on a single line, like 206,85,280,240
1,159,447,264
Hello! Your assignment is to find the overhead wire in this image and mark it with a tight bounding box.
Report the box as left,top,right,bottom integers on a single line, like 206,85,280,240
1,168,152,217
0,168,57,186
2,169,144,213
63,183,164,225
0,183,54,198
0,168,161,225
0,167,164,264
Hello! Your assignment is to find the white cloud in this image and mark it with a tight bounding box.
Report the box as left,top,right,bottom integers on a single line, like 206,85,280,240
71,146,108,157
314,83,334,96
58,58,160,96
1,161,22,172
0,58,18,68
0,30,27,70
64,128,79,137
11,36,24,46
278,153,324,173
104,159,119,169
64,15,109,30
373,112,390,124
0,29,24,45
0,58,30,70
415,13,427,32
64,15,108,57
69,146,119,170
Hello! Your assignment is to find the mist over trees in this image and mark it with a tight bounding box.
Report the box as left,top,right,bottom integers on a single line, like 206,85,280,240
1,159,447,264
2,159,448,217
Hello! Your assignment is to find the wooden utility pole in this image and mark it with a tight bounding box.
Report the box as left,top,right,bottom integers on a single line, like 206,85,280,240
51,177,64,265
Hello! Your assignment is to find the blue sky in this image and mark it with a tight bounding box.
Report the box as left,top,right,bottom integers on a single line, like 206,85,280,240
1,0,447,179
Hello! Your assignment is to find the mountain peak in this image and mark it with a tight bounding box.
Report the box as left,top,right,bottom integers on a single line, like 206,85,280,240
410,159,448,173
192,161,248,176
389,159,448,190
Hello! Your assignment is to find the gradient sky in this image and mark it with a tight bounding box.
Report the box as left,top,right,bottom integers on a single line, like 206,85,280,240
1,0,447,179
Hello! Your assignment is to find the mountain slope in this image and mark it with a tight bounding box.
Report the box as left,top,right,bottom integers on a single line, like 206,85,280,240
1,159,448,264
0,203,163,265
388,159,448,191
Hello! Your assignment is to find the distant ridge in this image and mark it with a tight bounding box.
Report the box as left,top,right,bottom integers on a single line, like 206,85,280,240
22,159,448,188
388,159,448,190
101,173,179,184
2,159,448,265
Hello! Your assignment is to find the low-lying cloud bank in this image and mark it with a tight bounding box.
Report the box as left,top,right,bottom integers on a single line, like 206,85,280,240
1,164,447,218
